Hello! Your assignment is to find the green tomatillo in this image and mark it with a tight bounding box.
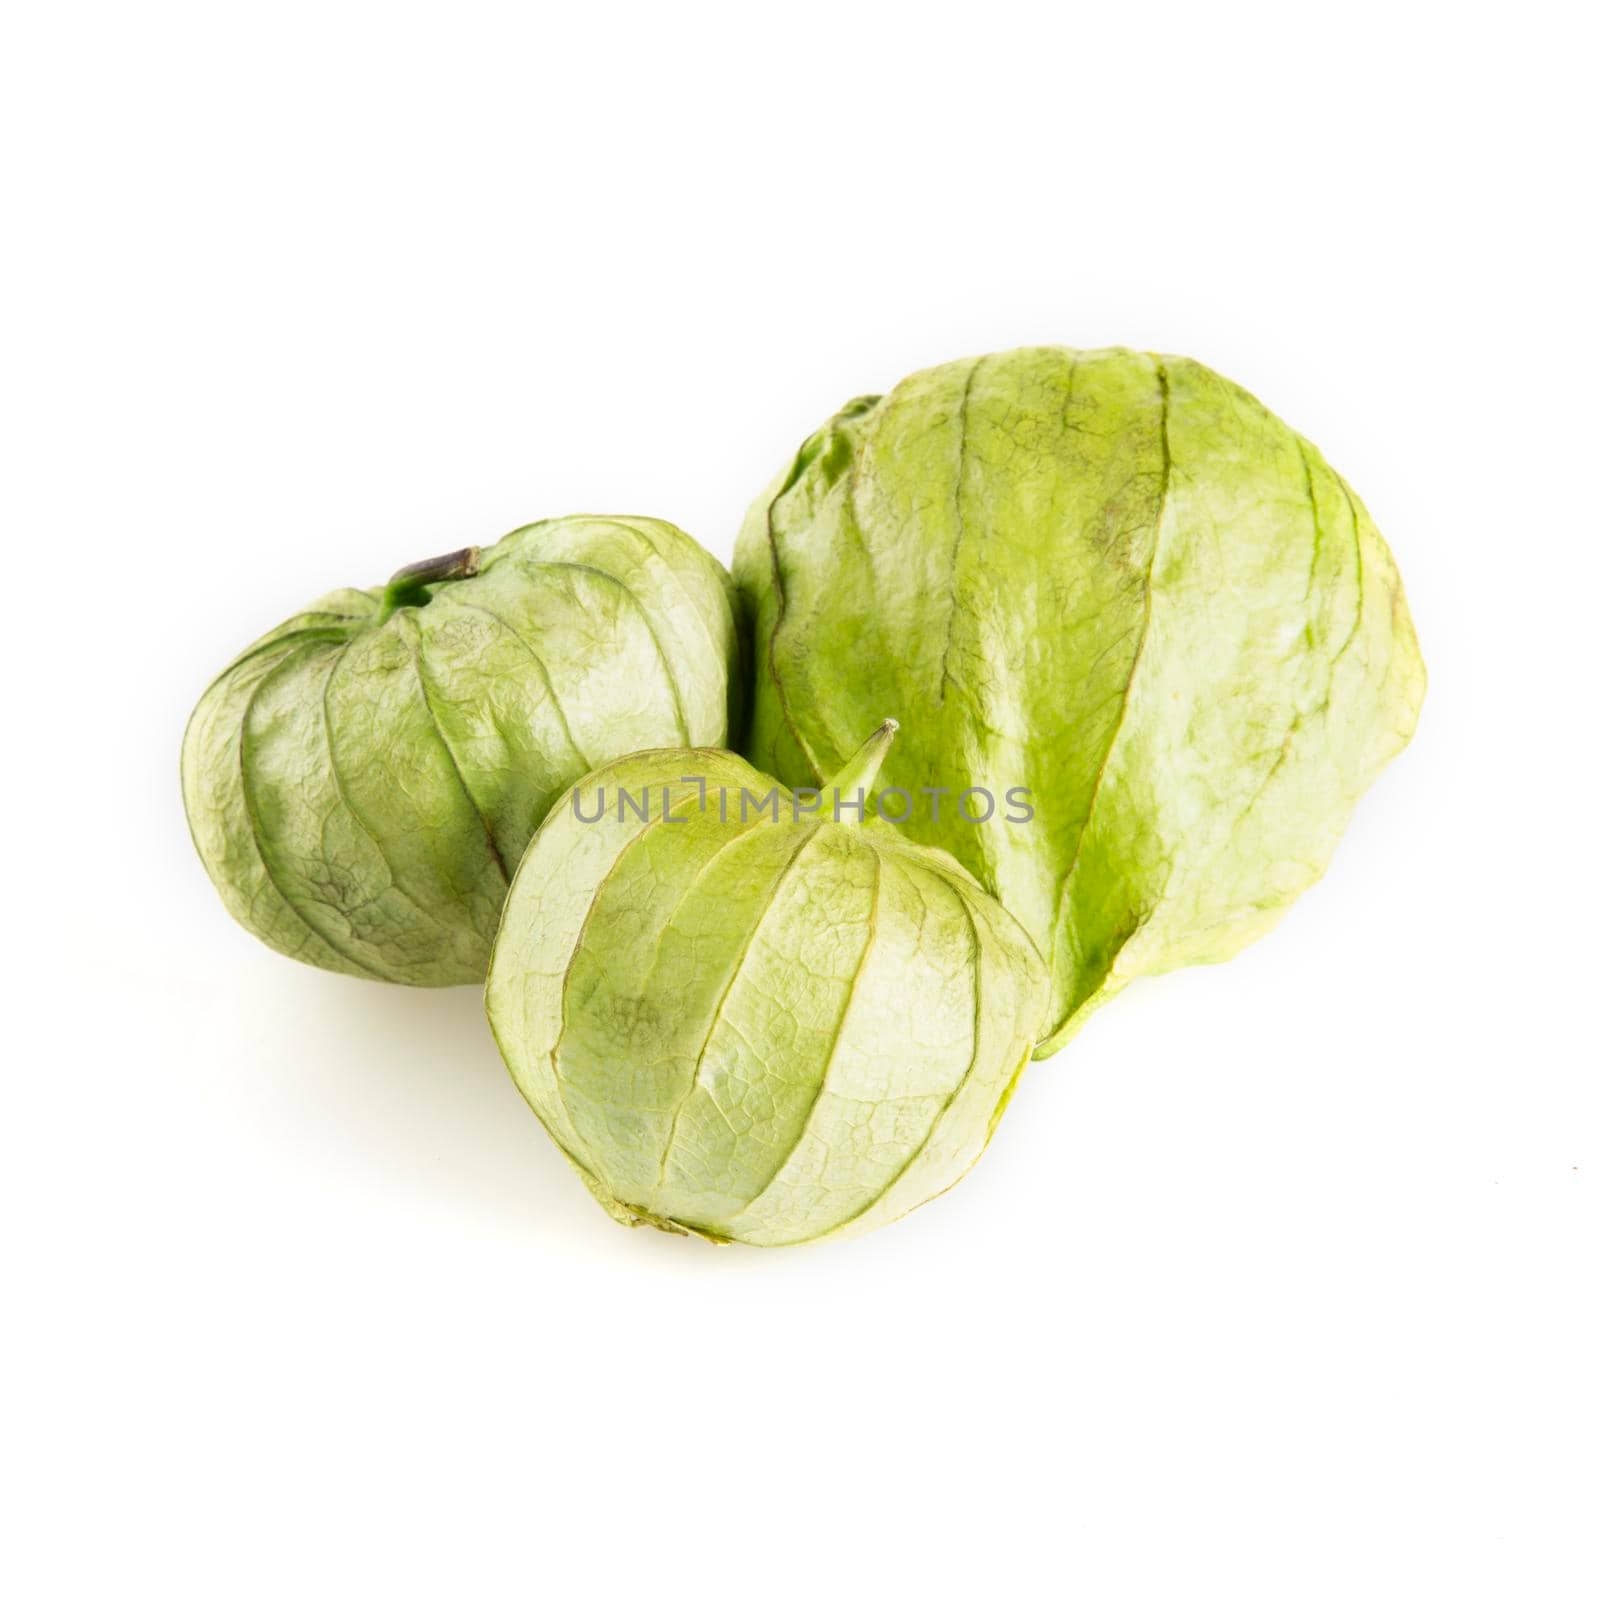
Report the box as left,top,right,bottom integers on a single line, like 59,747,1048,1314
735,348,1426,1055
182,515,740,984
485,723,1050,1246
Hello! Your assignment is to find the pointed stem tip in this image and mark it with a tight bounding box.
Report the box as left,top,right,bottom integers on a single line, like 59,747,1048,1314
820,720,899,822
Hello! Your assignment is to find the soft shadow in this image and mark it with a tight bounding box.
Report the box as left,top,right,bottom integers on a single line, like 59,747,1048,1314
210,959,920,1270
240,963,604,1242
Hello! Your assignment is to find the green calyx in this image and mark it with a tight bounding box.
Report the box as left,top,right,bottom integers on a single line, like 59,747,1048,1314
485,739,1049,1246
182,515,740,986
734,346,1425,1057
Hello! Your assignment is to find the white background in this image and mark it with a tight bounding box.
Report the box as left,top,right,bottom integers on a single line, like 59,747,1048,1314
3,4,1595,1596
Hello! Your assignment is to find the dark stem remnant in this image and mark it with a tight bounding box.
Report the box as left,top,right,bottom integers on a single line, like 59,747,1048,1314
377,546,481,622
